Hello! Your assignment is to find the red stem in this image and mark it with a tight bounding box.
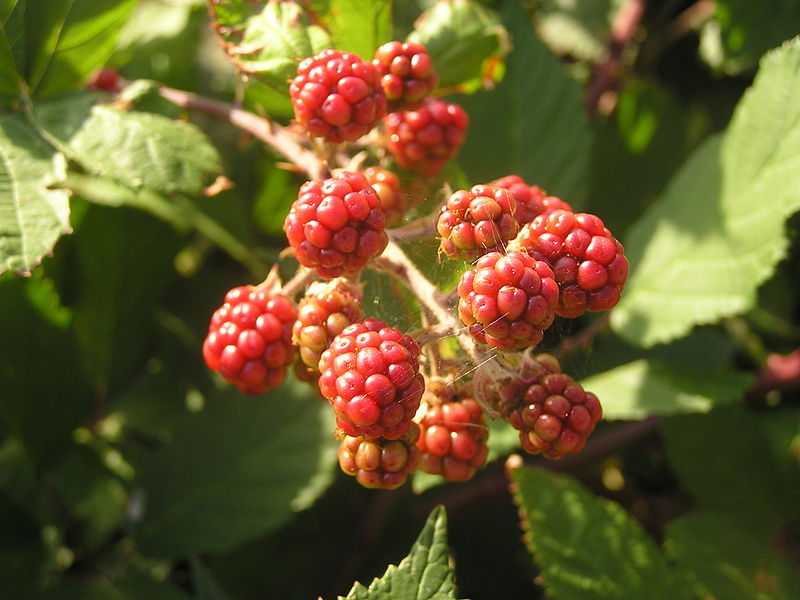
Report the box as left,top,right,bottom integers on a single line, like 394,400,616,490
158,86,328,180
585,0,647,116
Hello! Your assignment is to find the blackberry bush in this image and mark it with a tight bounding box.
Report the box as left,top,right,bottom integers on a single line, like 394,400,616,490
8,2,790,599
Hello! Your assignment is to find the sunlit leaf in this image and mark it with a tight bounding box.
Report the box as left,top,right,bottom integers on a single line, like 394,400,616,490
0,112,69,275
511,466,691,600
612,37,800,346
342,505,461,600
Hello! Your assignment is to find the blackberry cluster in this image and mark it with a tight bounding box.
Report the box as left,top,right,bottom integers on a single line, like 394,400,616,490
200,39,628,490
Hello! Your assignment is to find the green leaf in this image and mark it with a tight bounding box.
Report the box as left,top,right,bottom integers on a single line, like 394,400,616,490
190,556,234,600
511,466,691,600
0,24,23,105
0,273,91,466
0,488,42,598
39,567,193,600
32,96,222,196
580,358,752,420
612,37,800,346
341,505,461,600
211,0,331,93
665,511,800,600
661,405,800,529
0,112,70,275
24,0,137,99
47,444,128,551
66,205,182,390
532,0,623,62
700,0,800,75
60,173,268,278
457,0,593,204
409,0,508,90
131,377,338,557
313,0,392,59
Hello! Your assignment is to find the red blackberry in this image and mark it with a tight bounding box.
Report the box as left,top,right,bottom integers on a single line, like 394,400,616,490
437,184,519,260
203,285,297,395
373,41,439,111
337,424,420,489
508,371,602,459
490,175,573,225
317,318,425,439
290,49,387,143
417,390,488,482
383,97,468,176
508,209,628,317
283,171,389,278
457,251,558,350
87,68,121,93
293,279,364,384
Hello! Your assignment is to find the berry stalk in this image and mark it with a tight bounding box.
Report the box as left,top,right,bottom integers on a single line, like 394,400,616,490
158,86,329,180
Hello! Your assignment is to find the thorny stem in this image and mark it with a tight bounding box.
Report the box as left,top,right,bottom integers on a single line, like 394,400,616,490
374,239,472,353
280,266,318,298
585,0,647,116
158,86,329,180
373,239,510,411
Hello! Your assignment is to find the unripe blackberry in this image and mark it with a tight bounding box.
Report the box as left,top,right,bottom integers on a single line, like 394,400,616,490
373,41,439,111
363,166,405,225
437,184,518,260
417,392,488,482
203,285,297,395
318,318,425,439
337,424,420,489
383,97,468,176
292,279,364,384
283,171,389,278
508,209,628,317
491,175,573,226
508,371,602,459
457,251,559,350
290,49,387,142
